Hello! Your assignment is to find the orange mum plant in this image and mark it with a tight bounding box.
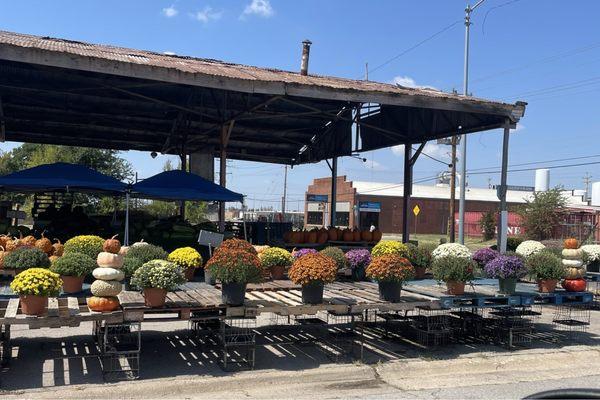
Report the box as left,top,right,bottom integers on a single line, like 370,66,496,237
366,254,415,283
288,253,337,286
205,249,263,284
214,238,258,257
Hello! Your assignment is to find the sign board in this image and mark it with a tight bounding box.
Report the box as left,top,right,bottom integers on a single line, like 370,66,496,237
197,230,224,249
306,194,328,202
492,184,534,192
413,205,421,216
6,210,26,220
358,201,381,212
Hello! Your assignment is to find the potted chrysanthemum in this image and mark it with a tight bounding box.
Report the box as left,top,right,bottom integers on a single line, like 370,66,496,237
407,244,432,279
371,240,410,258
473,247,499,270
345,249,371,281
515,240,546,259
291,248,318,260
526,250,564,293
366,254,415,302
50,252,97,293
288,253,337,304
168,247,203,281
10,268,62,315
581,244,600,272
205,249,263,306
484,255,527,295
260,247,293,280
131,259,186,307
432,255,476,295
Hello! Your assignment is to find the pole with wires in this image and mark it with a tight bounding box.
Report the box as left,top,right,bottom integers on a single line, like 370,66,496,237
458,0,486,244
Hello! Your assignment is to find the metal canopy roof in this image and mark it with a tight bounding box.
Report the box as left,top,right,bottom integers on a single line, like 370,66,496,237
0,30,526,165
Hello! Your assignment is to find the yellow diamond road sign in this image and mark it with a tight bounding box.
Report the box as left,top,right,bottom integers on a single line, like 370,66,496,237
413,205,420,216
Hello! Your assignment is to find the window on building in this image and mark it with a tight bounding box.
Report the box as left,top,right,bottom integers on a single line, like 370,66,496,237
335,212,350,227
307,211,323,225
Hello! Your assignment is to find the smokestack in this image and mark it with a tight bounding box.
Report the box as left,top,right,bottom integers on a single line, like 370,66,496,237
300,39,312,76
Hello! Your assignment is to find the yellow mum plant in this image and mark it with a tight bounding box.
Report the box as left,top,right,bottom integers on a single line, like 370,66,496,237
371,240,409,259
168,247,203,269
10,268,62,297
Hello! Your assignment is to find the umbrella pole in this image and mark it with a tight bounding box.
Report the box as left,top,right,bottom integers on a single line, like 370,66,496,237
124,191,130,246
242,199,248,242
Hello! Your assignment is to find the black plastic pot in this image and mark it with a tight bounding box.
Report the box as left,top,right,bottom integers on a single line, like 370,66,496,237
352,266,366,281
204,269,216,285
301,282,324,304
221,282,247,306
588,260,600,273
378,281,402,303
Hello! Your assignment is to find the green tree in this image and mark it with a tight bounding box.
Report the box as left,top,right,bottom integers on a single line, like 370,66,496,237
517,187,567,241
479,209,497,241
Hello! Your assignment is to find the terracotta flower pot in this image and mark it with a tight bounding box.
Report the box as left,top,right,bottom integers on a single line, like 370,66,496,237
446,281,466,295
414,267,427,280
537,279,558,293
184,267,196,282
61,275,85,293
20,294,48,316
270,265,286,280
143,288,167,308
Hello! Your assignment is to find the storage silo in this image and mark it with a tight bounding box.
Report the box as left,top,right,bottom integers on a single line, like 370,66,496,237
591,182,600,206
534,169,550,192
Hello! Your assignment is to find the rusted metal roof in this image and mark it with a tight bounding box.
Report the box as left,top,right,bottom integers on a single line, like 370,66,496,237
0,30,524,117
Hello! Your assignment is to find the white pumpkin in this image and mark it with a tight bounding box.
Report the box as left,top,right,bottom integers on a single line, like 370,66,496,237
97,252,124,268
118,246,130,256
562,259,584,268
131,239,149,248
93,267,124,281
562,248,583,260
91,280,122,297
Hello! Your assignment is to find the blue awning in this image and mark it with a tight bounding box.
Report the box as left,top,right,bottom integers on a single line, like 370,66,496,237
0,162,127,193
131,170,243,202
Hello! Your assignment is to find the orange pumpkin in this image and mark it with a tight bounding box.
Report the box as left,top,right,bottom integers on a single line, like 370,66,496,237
361,230,373,242
103,234,121,254
52,239,64,257
327,227,338,241
0,246,6,269
352,229,361,242
290,231,302,244
87,296,120,312
0,235,8,250
372,229,382,242
35,233,53,255
307,230,318,244
22,234,36,247
49,255,60,263
342,229,353,242
283,231,292,243
5,238,18,252
564,238,579,249
317,231,328,244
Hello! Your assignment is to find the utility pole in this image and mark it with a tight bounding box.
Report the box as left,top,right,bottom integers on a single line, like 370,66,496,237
281,165,288,221
458,0,486,244
584,172,592,201
448,136,457,242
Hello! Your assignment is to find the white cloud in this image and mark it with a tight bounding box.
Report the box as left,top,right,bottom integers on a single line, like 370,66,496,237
364,159,388,171
392,75,437,90
162,5,178,18
192,6,223,23
241,0,274,18
513,123,525,132
391,142,449,161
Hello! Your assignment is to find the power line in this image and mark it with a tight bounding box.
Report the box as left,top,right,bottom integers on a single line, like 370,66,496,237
468,160,600,176
468,153,600,173
362,19,462,79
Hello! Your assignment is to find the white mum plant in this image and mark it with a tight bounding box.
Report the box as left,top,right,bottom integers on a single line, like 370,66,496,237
432,243,471,260
581,244,600,263
515,240,545,258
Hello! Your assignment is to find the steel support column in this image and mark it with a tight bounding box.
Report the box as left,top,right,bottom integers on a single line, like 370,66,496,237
497,119,511,253
330,157,338,228
402,145,412,243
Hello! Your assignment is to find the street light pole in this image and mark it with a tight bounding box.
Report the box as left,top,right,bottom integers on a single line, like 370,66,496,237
458,0,486,244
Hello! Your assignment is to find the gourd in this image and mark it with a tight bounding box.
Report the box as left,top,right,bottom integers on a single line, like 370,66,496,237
564,267,585,279
103,235,121,254
327,227,338,241
87,296,120,312
0,246,6,268
93,267,125,281
372,229,383,242
91,280,123,297
118,246,129,256
97,252,124,268
562,259,583,268
35,233,53,255
52,239,64,257
22,234,36,247
561,248,583,259
564,238,579,249
361,230,373,242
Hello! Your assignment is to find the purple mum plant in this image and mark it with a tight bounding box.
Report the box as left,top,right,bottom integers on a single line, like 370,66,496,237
473,248,499,269
345,249,372,270
292,248,318,260
484,255,527,279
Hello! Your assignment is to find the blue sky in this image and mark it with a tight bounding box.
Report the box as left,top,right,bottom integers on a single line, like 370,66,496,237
1,0,600,210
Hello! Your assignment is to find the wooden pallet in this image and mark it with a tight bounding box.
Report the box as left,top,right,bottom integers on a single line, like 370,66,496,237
0,297,122,328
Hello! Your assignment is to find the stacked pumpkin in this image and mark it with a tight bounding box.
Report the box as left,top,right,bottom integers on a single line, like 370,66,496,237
87,236,124,312
562,238,587,292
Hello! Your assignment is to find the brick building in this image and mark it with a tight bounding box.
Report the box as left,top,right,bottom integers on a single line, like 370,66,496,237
304,176,596,237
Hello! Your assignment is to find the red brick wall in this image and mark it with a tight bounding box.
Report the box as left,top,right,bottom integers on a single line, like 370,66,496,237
304,175,357,227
